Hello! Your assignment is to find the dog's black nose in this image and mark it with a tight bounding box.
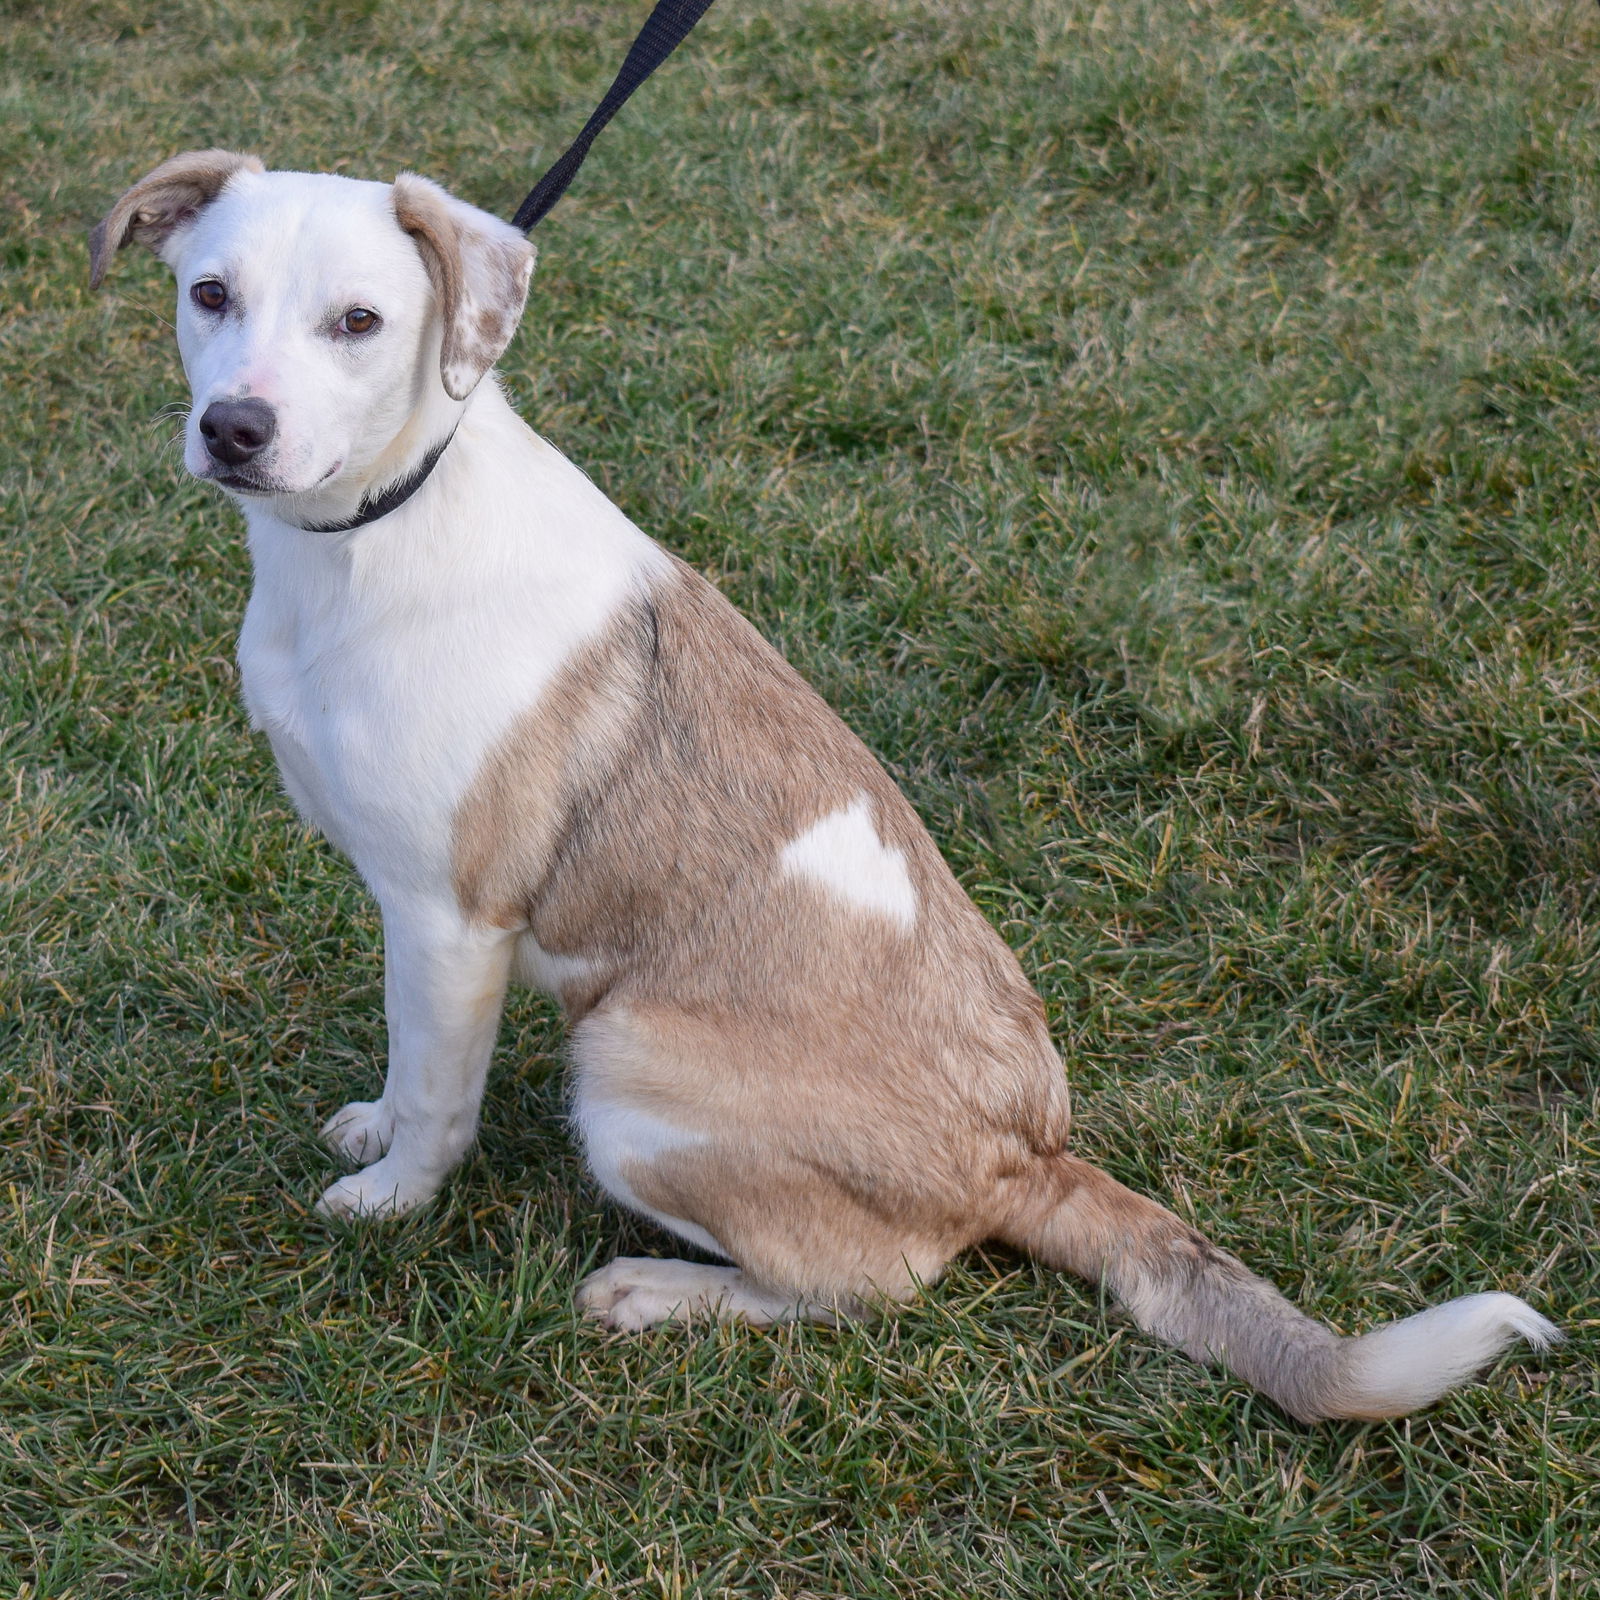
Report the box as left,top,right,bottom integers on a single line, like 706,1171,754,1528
199,398,277,467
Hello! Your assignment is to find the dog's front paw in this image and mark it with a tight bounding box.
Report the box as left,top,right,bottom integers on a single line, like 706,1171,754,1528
321,1099,396,1165
315,1157,438,1220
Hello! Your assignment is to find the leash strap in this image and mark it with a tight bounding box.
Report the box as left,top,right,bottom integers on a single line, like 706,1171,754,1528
511,0,717,232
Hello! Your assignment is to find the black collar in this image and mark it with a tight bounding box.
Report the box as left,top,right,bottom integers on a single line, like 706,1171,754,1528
294,428,456,534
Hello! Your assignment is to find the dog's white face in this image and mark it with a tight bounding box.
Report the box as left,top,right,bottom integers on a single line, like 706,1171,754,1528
167,171,436,498
91,152,537,516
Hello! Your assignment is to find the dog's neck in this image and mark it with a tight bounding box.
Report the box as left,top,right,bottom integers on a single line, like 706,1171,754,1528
292,427,458,535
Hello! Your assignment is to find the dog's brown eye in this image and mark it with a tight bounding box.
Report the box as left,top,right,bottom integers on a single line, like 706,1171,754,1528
341,307,380,335
191,280,227,312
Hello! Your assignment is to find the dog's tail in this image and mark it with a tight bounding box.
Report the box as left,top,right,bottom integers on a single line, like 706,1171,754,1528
1001,1155,1557,1422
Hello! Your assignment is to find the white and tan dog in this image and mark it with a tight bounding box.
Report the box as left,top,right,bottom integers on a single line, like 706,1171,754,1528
91,150,1556,1422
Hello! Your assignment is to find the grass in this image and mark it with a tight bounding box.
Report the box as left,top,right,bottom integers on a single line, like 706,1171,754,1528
2,0,1598,1592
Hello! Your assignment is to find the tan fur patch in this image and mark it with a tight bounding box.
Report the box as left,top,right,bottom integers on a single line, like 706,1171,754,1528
89,149,264,287
453,559,1073,1300
391,178,464,338
391,173,535,401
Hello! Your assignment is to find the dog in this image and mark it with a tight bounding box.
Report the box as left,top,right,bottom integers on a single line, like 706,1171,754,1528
90,150,1557,1422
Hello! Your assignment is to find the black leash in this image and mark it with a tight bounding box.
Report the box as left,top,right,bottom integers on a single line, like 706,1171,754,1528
304,0,715,533
512,0,718,233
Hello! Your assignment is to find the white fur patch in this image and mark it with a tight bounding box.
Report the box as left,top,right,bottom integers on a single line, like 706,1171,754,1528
778,794,917,929
1335,1292,1560,1418
512,935,596,995
573,1095,725,1259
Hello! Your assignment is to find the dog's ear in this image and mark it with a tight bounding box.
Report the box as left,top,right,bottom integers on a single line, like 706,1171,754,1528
392,173,537,402
89,149,264,288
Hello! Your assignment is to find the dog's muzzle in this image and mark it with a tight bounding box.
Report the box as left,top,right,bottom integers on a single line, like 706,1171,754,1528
200,397,278,469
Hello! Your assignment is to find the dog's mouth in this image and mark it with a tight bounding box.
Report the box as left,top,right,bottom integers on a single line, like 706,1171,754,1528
211,469,277,494
205,460,343,495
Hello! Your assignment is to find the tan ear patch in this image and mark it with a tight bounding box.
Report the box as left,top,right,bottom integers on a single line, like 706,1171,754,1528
89,149,264,287
392,172,536,401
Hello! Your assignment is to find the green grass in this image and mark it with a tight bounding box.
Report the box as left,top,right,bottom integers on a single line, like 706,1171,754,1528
3,0,1598,1592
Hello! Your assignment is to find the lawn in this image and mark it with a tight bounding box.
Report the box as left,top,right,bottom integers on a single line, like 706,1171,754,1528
2,0,1597,1593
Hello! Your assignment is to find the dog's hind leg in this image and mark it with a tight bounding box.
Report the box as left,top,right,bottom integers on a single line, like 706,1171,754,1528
567,1004,979,1330
571,1118,964,1331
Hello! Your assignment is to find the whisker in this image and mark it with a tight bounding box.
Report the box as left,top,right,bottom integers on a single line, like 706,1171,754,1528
105,289,177,334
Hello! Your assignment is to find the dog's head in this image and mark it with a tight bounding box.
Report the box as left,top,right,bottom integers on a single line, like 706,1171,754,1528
90,150,536,505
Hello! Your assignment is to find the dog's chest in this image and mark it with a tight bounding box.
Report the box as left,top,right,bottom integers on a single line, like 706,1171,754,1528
237,518,656,906
239,587,459,876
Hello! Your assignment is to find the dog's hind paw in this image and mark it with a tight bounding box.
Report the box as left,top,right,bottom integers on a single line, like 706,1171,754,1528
321,1099,396,1165
576,1257,836,1330
315,1157,437,1221
577,1257,745,1329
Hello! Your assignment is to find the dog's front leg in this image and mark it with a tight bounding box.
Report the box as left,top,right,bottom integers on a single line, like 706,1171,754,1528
316,905,515,1219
